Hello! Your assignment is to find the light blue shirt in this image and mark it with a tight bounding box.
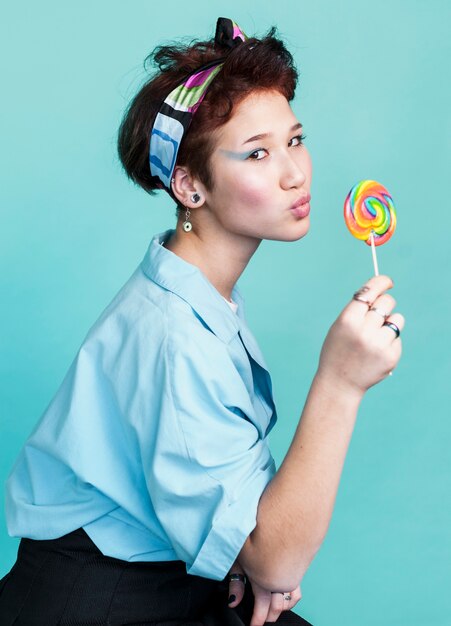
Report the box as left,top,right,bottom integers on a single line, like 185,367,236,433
5,230,277,581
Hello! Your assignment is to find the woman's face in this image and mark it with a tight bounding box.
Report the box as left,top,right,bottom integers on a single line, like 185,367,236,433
202,89,312,243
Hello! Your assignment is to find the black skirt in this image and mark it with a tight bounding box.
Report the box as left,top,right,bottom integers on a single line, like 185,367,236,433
0,529,313,625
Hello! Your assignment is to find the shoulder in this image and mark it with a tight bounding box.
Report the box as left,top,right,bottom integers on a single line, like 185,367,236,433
67,267,170,385
78,266,234,374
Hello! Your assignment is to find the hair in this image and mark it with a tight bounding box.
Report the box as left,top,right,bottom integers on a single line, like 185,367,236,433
117,26,298,206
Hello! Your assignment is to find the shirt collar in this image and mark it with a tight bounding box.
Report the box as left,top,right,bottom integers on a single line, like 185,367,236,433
140,230,244,344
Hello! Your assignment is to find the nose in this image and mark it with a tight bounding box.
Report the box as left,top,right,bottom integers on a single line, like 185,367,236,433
280,152,306,190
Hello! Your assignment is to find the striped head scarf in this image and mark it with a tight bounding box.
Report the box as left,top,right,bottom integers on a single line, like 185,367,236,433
149,18,247,190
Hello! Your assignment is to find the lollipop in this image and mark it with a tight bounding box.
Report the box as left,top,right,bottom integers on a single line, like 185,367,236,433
344,180,397,275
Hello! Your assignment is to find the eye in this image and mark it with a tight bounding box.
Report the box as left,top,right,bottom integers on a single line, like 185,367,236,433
247,148,268,161
289,133,307,147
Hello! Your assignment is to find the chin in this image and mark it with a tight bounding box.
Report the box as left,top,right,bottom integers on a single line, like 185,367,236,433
265,232,310,243
246,217,310,243
271,218,310,243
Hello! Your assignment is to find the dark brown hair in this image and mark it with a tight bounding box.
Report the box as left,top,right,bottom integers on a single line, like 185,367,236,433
117,26,298,201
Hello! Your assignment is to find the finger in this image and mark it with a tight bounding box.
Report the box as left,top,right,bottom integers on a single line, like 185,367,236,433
227,562,246,608
283,585,302,610
348,275,394,318
266,586,303,621
380,312,405,343
365,294,396,326
250,589,272,626
385,312,405,331
377,313,404,377
228,576,246,608
266,592,284,623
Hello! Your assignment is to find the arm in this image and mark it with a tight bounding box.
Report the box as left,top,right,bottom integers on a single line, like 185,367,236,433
226,379,358,624
238,275,404,592
239,371,361,591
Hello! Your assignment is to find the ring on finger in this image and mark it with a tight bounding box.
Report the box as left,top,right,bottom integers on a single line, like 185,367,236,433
382,321,401,338
353,294,373,308
284,593,292,601
368,306,388,320
228,573,247,584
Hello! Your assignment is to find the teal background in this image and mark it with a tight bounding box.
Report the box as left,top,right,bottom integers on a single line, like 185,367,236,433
1,1,450,624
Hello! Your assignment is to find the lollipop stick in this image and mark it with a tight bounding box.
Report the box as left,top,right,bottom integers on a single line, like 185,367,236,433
370,230,379,276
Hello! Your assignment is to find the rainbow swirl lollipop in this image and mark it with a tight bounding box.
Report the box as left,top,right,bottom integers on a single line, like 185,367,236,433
344,180,396,247
344,180,396,276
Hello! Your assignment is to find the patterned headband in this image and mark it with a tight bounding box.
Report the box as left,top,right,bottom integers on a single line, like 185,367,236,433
149,17,247,190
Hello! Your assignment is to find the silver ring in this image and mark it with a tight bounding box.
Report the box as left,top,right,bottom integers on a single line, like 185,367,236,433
382,321,400,338
368,306,388,320
284,593,292,601
353,295,373,308
228,573,247,584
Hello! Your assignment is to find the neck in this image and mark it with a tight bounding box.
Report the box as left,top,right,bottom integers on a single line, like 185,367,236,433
163,223,261,301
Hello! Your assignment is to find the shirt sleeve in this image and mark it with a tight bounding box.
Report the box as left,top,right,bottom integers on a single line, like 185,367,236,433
142,300,276,581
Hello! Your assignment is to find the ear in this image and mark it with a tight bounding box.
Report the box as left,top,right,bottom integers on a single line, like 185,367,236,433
171,166,206,208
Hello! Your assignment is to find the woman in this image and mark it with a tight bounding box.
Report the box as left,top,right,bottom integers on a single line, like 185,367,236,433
0,17,403,626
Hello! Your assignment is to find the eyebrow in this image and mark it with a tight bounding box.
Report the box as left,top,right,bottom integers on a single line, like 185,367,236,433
242,122,303,145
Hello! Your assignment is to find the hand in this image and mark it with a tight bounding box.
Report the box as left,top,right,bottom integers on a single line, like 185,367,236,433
228,561,301,626
317,275,404,396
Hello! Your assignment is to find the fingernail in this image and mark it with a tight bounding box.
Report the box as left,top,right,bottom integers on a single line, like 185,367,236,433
228,594,236,604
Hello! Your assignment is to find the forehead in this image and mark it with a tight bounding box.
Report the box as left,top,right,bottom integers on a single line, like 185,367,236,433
215,90,297,144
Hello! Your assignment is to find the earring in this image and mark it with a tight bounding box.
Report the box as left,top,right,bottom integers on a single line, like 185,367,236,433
171,177,175,184
191,193,201,203
183,207,192,232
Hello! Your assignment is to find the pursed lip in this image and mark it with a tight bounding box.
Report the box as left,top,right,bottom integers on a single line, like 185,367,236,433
290,193,311,211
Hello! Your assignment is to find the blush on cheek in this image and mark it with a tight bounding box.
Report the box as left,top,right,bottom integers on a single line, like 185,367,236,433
233,179,269,208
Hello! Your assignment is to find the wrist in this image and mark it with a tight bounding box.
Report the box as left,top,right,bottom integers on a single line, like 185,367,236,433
313,368,365,407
